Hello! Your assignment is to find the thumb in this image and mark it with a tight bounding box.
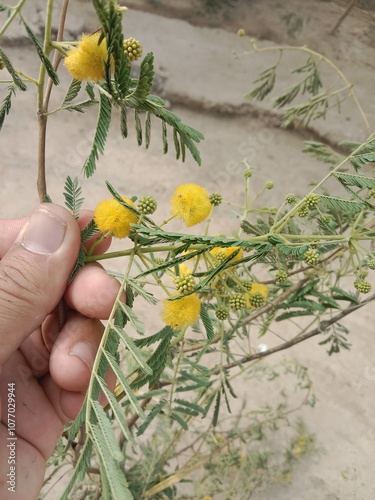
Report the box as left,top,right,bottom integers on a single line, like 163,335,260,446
0,204,81,367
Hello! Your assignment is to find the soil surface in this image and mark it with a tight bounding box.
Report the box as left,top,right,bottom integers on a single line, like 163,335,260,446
1,0,375,499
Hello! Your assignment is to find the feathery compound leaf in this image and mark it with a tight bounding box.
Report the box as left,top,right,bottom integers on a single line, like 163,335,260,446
131,52,155,102
135,326,173,348
63,176,84,218
113,326,152,375
335,172,375,190
134,109,142,145
61,439,93,500
103,351,146,418
89,422,133,499
0,48,27,90
0,84,16,132
81,218,99,242
319,194,364,214
246,65,277,101
303,141,342,165
91,401,123,462
126,278,158,305
119,302,145,335
83,92,112,177
200,306,215,340
144,329,174,387
350,151,375,171
120,104,128,137
137,400,166,436
68,246,86,284
62,79,82,106
97,378,135,446
22,20,59,85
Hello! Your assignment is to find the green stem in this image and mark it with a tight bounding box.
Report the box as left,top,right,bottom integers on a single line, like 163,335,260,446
36,0,55,201
0,0,27,38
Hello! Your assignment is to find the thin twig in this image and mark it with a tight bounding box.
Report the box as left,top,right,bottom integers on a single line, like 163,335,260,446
219,292,375,373
330,0,357,35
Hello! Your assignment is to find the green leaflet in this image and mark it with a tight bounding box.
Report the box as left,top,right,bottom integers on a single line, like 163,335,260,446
81,219,99,242
0,48,27,90
119,302,145,336
83,92,112,177
22,20,59,85
89,418,133,500
200,305,215,340
61,79,82,106
0,84,16,132
103,351,145,418
335,172,375,190
63,176,84,218
318,194,364,214
60,439,93,500
137,400,166,436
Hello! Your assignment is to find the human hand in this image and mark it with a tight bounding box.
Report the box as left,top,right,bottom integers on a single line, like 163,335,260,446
0,204,119,499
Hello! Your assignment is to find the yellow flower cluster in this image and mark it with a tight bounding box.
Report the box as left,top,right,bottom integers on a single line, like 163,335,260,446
64,32,112,81
170,183,211,227
94,196,138,238
162,293,201,330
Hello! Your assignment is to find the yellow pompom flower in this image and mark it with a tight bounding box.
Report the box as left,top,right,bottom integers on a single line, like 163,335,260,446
64,32,112,81
210,246,244,265
170,183,211,227
162,293,201,330
246,282,268,308
94,196,138,238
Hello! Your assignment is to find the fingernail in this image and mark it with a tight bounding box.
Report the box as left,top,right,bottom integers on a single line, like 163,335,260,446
22,208,66,255
69,341,96,371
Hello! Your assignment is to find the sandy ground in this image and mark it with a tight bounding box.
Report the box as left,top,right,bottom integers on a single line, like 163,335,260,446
1,0,375,498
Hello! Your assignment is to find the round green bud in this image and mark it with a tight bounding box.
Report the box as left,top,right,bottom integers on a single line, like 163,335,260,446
209,193,222,206
303,249,320,266
354,279,372,294
370,189,375,198
174,273,195,294
285,193,297,204
265,181,274,190
154,257,164,266
229,293,246,310
304,193,320,209
243,168,252,178
247,291,265,308
124,37,143,61
321,215,331,224
216,307,229,320
297,204,309,218
367,258,375,270
241,280,253,291
138,195,157,215
275,270,288,283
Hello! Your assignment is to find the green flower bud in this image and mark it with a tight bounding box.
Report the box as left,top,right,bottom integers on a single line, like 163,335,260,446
285,193,297,204
174,273,195,294
243,168,252,178
138,195,157,215
304,193,320,209
229,293,246,310
275,270,288,283
209,193,222,206
265,181,274,190
124,37,143,61
241,280,253,291
303,249,320,266
297,204,309,218
247,291,265,308
354,279,372,294
216,307,229,320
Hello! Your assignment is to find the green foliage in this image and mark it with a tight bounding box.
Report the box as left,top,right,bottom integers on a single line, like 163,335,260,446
22,19,59,85
0,84,16,132
63,176,84,218
0,47,27,90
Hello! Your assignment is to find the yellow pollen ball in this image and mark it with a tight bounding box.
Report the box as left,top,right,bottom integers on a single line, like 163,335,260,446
64,32,112,82
170,183,211,227
94,196,138,239
162,293,201,330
